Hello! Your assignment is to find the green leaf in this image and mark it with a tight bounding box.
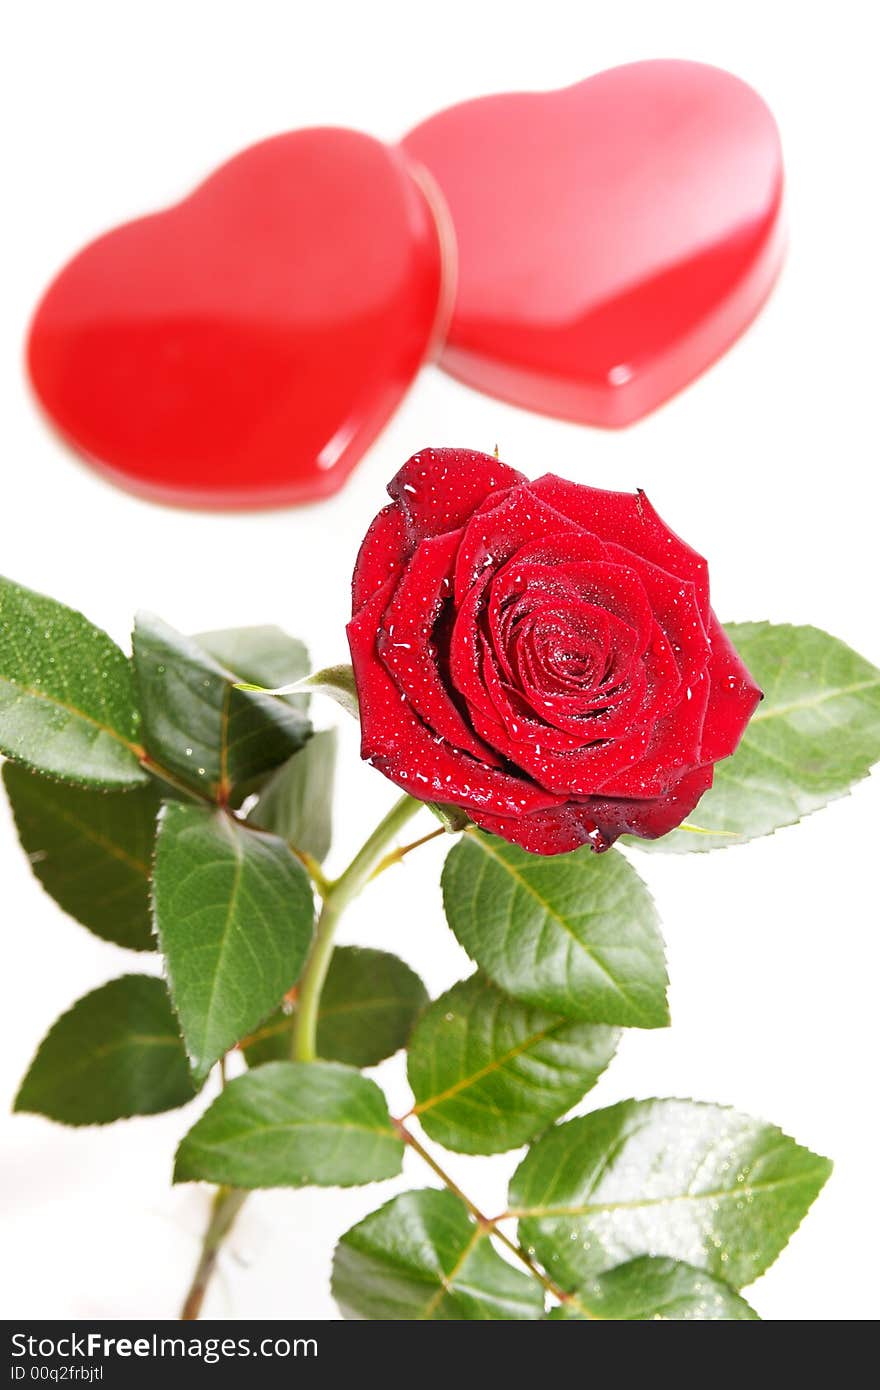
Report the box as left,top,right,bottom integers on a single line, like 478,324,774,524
3,762,158,950
234,663,360,720
510,1099,831,1290
132,613,310,800
14,975,196,1124
407,974,618,1154
196,625,310,713
547,1257,759,1320
634,622,880,852
248,729,337,861
291,664,359,718
332,1189,544,1320
243,946,428,1069
442,832,667,1028
174,1060,402,1188
0,577,146,788
153,803,314,1081
291,664,360,718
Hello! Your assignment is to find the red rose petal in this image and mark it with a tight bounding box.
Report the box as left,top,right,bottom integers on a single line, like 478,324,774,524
498,606,651,739
698,615,764,763
529,478,711,622
388,447,523,544
492,559,656,656
474,640,656,793
453,485,583,603
347,580,560,816
470,763,715,854
597,764,716,841
351,503,409,614
603,541,711,694
379,530,501,764
597,669,711,798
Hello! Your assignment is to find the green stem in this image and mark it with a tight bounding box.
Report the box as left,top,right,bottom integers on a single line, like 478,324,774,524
369,825,446,881
396,1121,571,1307
178,792,425,1319
292,794,423,1061
140,754,217,807
394,1120,489,1227
179,1186,248,1320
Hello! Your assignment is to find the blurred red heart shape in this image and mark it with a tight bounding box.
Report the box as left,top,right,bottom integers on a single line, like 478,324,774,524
404,60,784,427
28,128,446,507
28,63,785,509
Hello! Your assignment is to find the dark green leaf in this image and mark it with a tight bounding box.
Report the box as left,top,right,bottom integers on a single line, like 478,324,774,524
332,1189,544,1320
442,832,667,1028
243,946,428,1069
0,577,146,788
510,1099,831,1289
196,625,309,713
3,762,158,950
153,803,314,1081
634,622,880,852
132,613,310,800
14,975,196,1124
548,1257,759,1320
407,974,618,1154
248,729,337,861
174,1060,402,1188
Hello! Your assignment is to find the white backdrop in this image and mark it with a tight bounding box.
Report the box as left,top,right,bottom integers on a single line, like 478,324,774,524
2,0,877,1322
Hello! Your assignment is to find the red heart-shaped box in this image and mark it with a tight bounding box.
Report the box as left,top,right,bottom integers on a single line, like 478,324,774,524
404,61,784,427
28,129,446,507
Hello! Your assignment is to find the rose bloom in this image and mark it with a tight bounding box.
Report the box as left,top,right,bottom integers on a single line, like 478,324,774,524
347,448,761,854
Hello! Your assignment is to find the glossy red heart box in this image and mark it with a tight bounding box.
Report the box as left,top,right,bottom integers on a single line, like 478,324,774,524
27,129,447,507
404,61,784,427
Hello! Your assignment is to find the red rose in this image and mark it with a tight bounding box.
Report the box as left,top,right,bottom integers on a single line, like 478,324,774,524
347,448,761,854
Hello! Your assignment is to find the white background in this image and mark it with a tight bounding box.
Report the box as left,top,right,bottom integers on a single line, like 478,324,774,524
2,0,878,1322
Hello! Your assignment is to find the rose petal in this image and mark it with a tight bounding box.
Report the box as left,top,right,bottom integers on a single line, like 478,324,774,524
388,447,524,544
351,502,409,615
603,540,710,694
597,669,711,797
379,530,501,764
470,763,715,854
347,579,560,816
491,558,656,658
453,484,584,602
475,643,656,792
529,477,710,622
469,803,614,855
698,614,763,762
501,611,652,740
494,589,620,694
503,723,655,795
513,608,613,697
596,764,716,841
448,569,503,727
477,635,596,751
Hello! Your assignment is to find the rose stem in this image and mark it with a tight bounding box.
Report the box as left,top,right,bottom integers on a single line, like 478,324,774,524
178,793,424,1319
394,1120,572,1308
180,1186,249,1321
292,793,424,1061
180,796,567,1316
369,826,446,880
